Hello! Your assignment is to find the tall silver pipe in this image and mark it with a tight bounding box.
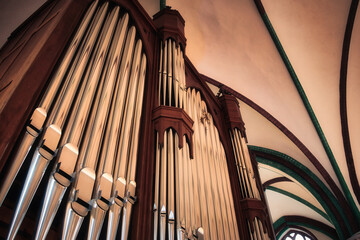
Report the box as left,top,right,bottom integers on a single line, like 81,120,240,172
212,129,232,240
35,6,122,240
174,134,182,238
153,132,161,240
113,39,142,189
106,37,141,240
86,13,130,240
7,4,110,238
127,53,147,183
104,22,137,239
62,8,125,239
158,41,163,105
187,89,202,233
230,130,247,198
161,41,167,105
206,114,228,240
193,91,212,238
234,129,253,198
159,131,167,240
167,129,175,240
121,55,147,240
239,131,260,199
167,39,172,106
0,0,99,207
179,51,186,110
7,125,61,240
220,146,240,239
172,41,179,108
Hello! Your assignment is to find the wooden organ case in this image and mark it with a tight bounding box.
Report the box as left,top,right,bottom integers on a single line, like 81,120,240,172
0,0,275,239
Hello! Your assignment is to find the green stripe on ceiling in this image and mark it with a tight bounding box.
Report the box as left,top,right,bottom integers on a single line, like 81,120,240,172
252,146,350,238
250,145,346,223
266,186,330,222
257,156,345,239
253,0,360,221
273,217,337,240
160,0,166,10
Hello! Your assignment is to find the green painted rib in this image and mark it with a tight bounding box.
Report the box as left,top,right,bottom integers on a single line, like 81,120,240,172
256,3,359,221
250,145,351,235
251,143,352,238
257,156,344,239
266,186,330,222
160,0,166,10
273,217,337,240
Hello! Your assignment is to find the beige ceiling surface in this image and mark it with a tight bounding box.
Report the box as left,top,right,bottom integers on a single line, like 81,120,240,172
1,0,359,238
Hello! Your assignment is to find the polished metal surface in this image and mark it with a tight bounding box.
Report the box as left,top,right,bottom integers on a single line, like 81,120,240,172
153,132,161,240
88,201,106,240
62,200,84,240
167,129,175,240
3,2,149,239
159,131,167,240
0,1,99,206
167,39,172,106
35,175,67,240
7,124,61,240
106,201,122,240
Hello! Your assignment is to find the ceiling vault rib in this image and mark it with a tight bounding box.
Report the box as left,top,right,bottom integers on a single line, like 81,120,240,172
274,216,337,240
266,186,330,222
253,0,360,223
263,177,292,189
202,74,353,224
339,0,360,207
252,146,354,238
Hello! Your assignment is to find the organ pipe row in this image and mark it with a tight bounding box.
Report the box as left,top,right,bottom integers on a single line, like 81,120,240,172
230,127,269,239
247,218,270,240
154,40,241,239
0,2,146,239
230,128,260,199
158,39,186,108
183,89,240,239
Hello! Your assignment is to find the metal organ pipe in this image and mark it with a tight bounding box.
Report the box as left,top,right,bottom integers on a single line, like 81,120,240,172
6,3,109,240
229,112,268,239
35,4,124,240
1,2,147,240
0,0,99,206
155,37,240,238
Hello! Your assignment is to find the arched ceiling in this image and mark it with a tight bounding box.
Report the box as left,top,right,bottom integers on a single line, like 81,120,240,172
137,0,359,238
1,0,359,239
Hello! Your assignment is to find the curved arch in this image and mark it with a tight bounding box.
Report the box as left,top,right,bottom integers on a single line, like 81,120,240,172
252,0,360,222
251,146,352,238
263,176,292,189
201,74,355,226
339,0,360,205
274,216,337,240
280,228,318,240
266,186,329,222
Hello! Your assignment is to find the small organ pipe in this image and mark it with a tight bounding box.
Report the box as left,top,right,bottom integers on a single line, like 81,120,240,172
167,39,172,106
173,41,179,108
153,132,161,240
162,41,167,105
159,131,168,240
158,41,163,105
167,130,176,240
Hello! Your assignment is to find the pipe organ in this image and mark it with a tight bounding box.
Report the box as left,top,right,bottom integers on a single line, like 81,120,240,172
0,0,275,239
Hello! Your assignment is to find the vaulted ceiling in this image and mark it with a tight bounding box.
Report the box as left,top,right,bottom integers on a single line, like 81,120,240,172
1,0,359,239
